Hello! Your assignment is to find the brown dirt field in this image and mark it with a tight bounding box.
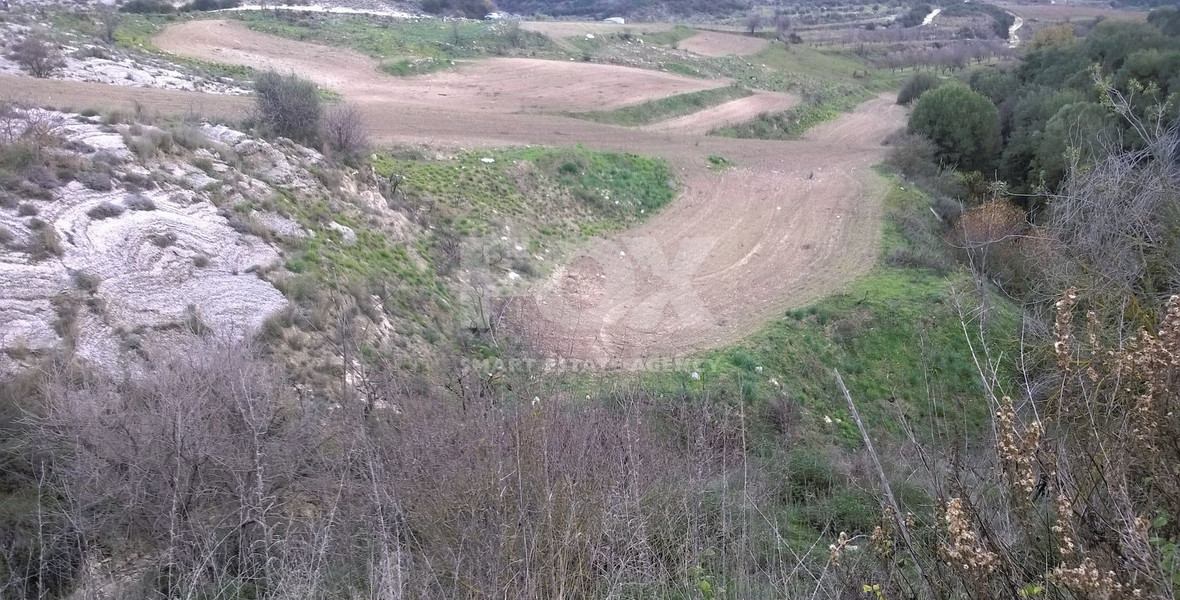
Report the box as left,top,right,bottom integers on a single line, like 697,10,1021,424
155,20,726,113
642,91,799,135
517,95,903,362
994,2,1147,21
4,21,907,363
677,31,770,57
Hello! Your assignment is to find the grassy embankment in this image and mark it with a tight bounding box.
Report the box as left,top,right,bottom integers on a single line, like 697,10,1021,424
570,85,752,126
525,171,1021,545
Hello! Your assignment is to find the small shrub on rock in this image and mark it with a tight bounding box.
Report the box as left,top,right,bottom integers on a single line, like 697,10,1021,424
87,201,125,220
124,194,157,211
78,172,113,192
149,232,177,248
11,37,65,79
254,71,322,144
28,227,63,260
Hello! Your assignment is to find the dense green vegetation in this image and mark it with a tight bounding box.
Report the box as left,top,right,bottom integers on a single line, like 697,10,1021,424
895,72,942,105
420,0,492,19
571,85,751,126
898,3,932,28
909,84,1000,172
936,16,1180,194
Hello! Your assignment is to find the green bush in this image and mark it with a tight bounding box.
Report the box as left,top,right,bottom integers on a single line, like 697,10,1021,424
803,488,879,534
119,0,175,13
908,84,1000,172
896,73,941,105
786,448,840,501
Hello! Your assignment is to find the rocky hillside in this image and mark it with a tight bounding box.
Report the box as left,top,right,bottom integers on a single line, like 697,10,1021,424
0,104,418,378
2,18,249,94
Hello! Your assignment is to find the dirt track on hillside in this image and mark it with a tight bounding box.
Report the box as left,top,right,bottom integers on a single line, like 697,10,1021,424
156,20,726,113
643,91,799,135
3,20,906,362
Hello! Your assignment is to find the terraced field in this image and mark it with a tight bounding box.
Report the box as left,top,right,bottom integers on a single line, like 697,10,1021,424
4,18,906,362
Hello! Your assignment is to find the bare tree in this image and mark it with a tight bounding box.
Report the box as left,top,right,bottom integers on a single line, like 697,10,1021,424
746,11,764,34
321,104,370,161
774,12,793,42
11,37,65,79
98,10,120,44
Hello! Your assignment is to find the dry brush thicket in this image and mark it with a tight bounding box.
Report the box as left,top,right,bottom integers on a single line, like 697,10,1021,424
3,340,866,600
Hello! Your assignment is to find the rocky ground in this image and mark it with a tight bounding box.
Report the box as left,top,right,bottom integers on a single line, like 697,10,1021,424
1,19,250,95
0,104,415,378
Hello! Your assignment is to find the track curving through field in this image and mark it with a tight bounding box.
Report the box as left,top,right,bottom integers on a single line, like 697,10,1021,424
3,19,906,362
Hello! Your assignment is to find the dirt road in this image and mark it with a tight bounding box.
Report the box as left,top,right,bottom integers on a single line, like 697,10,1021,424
642,91,799,135
4,20,906,362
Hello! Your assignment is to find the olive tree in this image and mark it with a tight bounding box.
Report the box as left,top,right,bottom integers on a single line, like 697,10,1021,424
908,83,1001,172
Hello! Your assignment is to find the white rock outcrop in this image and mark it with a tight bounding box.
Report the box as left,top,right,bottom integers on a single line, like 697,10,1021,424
1,110,287,375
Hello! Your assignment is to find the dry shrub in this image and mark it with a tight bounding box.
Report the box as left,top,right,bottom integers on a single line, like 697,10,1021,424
950,200,1026,249
254,71,322,144
27,226,63,261
22,343,795,600
321,104,369,161
902,290,1180,600
123,193,156,211
10,37,65,79
86,202,124,220
77,171,112,192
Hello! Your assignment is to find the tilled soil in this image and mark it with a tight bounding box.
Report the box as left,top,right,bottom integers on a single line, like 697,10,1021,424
677,30,770,56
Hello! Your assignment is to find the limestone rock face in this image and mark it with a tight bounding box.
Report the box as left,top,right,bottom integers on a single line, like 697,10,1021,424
0,110,286,375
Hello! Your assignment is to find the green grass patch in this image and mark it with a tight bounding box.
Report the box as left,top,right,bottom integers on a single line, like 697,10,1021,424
232,12,556,61
568,25,696,54
571,85,751,127
707,155,733,170
643,25,698,47
380,56,457,77
371,146,675,239
711,86,875,139
663,62,706,78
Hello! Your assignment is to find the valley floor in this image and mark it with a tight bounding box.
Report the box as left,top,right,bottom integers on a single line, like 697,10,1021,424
2,19,906,361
